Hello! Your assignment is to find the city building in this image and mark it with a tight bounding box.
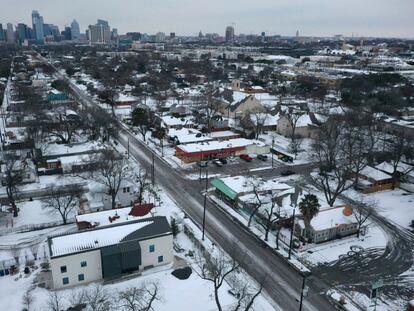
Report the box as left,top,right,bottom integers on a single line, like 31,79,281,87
0,23,5,41
6,23,15,44
155,32,166,42
70,19,80,39
225,25,235,42
63,26,72,40
88,20,111,44
32,10,44,42
17,23,29,44
48,216,173,289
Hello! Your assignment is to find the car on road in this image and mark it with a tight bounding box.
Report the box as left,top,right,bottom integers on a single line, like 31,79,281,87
281,170,295,176
257,154,268,161
212,159,223,167
197,161,208,167
218,158,227,164
240,154,253,162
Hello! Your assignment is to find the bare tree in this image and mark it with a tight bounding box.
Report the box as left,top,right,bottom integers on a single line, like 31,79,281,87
3,157,26,217
117,282,160,311
342,112,377,189
134,167,151,204
241,109,268,139
195,247,263,311
195,250,241,311
46,291,64,311
43,185,82,224
245,178,265,227
312,118,352,206
285,110,305,157
43,110,81,144
68,288,87,309
85,284,112,311
22,289,35,311
85,150,127,209
257,192,289,242
352,201,375,238
386,133,413,188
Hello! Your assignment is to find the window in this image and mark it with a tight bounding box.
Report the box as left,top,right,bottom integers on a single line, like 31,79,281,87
62,277,69,285
60,266,67,273
149,244,155,253
78,274,85,282
158,256,164,263
81,261,87,267
123,187,130,193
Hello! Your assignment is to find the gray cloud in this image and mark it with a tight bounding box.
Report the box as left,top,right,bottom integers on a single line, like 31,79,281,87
0,0,413,38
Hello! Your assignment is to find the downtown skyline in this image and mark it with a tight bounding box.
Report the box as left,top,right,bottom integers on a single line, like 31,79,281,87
0,0,413,38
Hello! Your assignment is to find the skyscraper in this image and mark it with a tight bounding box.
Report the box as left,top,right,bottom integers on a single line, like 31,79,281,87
71,20,80,39
97,19,109,27
6,23,15,44
225,25,235,42
17,23,29,43
88,22,111,44
32,10,44,42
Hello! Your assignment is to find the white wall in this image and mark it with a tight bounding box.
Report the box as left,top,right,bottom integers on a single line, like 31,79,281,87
139,235,173,269
50,249,102,289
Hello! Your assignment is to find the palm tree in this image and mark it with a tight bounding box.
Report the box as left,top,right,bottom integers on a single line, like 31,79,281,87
299,194,320,238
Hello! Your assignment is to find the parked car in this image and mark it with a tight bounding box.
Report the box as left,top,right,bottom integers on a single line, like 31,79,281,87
197,161,208,167
281,170,295,176
240,154,253,162
257,154,268,161
219,158,227,164
212,159,223,167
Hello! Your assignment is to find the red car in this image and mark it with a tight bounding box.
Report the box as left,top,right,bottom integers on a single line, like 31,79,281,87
240,154,253,162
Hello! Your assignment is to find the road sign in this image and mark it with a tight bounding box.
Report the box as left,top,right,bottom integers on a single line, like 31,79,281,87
372,279,383,290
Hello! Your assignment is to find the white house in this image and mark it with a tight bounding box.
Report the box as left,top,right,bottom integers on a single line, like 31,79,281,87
48,216,173,289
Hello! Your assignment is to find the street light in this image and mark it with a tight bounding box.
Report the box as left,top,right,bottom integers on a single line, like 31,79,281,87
202,168,209,241
299,274,308,311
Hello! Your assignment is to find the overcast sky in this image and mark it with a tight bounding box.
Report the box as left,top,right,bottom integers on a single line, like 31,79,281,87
0,0,413,38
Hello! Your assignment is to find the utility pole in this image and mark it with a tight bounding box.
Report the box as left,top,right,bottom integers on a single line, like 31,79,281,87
127,136,130,159
202,168,209,241
288,208,296,260
299,274,307,311
271,138,275,169
151,153,155,186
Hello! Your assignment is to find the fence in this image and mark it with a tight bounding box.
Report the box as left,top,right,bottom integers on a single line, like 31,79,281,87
0,219,75,236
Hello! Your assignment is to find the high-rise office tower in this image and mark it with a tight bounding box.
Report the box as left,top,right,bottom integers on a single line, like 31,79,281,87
17,23,29,43
225,25,235,42
88,22,111,44
32,10,44,41
6,23,15,44
71,19,80,39
97,19,109,27
63,27,72,40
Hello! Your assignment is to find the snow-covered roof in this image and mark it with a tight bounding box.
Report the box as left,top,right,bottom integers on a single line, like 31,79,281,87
360,166,391,181
168,128,211,144
50,220,153,257
299,205,356,231
250,113,280,126
43,141,105,156
116,93,138,103
76,207,139,228
176,138,266,153
162,115,194,127
208,130,240,139
217,176,292,195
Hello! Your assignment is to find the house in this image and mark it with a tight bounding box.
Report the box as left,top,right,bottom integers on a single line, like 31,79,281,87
295,205,358,243
48,216,173,289
0,158,37,185
208,130,240,141
356,166,398,193
160,115,195,130
375,161,414,183
276,112,322,139
227,95,266,119
175,138,269,163
167,128,212,145
75,203,154,230
114,93,139,107
211,176,291,208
